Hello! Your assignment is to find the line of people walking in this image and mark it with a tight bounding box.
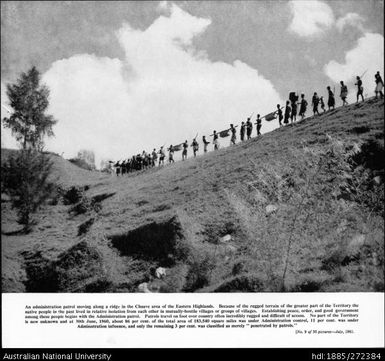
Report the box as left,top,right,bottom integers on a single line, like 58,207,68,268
112,71,383,175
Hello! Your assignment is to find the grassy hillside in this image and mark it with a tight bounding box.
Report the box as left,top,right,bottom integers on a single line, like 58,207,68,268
1,148,109,187
1,98,384,292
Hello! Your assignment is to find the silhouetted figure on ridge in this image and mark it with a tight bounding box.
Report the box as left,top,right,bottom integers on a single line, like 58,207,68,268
202,136,210,153
289,92,298,123
230,124,237,145
255,114,262,135
327,86,335,110
240,121,246,141
158,146,165,166
320,96,326,113
355,76,364,103
298,94,308,120
152,148,157,167
375,71,384,99
213,131,219,150
284,101,291,125
191,138,199,157
276,104,283,127
340,81,348,106
182,140,188,160
312,92,320,116
168,145,175,163
246,118,253,139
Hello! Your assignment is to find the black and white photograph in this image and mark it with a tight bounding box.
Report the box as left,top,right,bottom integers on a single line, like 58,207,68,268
2,0,384,352
1,0,384,297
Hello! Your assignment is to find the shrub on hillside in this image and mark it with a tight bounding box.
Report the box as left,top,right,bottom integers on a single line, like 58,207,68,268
62,186,84,205
347,139,384,217
1,148,55,232
183,252,216,292
69,195,101,216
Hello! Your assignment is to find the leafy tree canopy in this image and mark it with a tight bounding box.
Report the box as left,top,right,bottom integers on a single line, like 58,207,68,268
3,66,57,149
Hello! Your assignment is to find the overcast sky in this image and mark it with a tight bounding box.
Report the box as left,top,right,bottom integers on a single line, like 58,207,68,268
1,0,384,166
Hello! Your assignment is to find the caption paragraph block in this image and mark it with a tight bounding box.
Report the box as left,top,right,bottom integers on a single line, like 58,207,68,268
24,302,360,334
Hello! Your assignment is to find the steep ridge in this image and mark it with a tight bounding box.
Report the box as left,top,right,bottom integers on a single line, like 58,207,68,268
2,98,384,292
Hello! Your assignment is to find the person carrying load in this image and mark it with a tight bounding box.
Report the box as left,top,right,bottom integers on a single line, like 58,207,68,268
276,104,283,127
355,76,364,103
191,138,199,157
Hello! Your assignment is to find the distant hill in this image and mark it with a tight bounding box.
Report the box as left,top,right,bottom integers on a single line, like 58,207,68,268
1,148,108,187
2,98,384,293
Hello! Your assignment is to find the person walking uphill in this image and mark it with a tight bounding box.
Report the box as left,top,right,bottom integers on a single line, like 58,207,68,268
355,76,364,103
340,81,348,106
298,94,308,120
240,121,246,141
290,97,298,123
230,124,237,145
182,140,188,160
320,96,326,113
255,114,262,135
284,101,291,125
158,146,165,166
115,161,121,176
213,131,219,150
327,86,335,110
312,92,320,116
191,138,199,157
246,118,253,139
202,136,210,153
152,148,158,167
168,145,175,163
276,104,283,127
375,71,384,99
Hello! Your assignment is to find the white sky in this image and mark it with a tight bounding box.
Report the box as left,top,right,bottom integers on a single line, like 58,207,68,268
1,1,384,167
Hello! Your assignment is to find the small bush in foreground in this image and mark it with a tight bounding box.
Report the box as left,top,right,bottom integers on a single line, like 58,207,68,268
1,148,55,232
183,252,216,292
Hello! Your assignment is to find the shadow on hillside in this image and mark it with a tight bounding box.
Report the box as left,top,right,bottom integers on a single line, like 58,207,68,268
21,241,111,292
108,216,188,267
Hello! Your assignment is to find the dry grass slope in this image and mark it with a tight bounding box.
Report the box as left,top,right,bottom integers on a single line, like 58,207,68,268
1,98,384,292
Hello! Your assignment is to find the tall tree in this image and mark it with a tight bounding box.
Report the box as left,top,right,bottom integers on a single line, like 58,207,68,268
1,67,57,232
2,66,57,150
